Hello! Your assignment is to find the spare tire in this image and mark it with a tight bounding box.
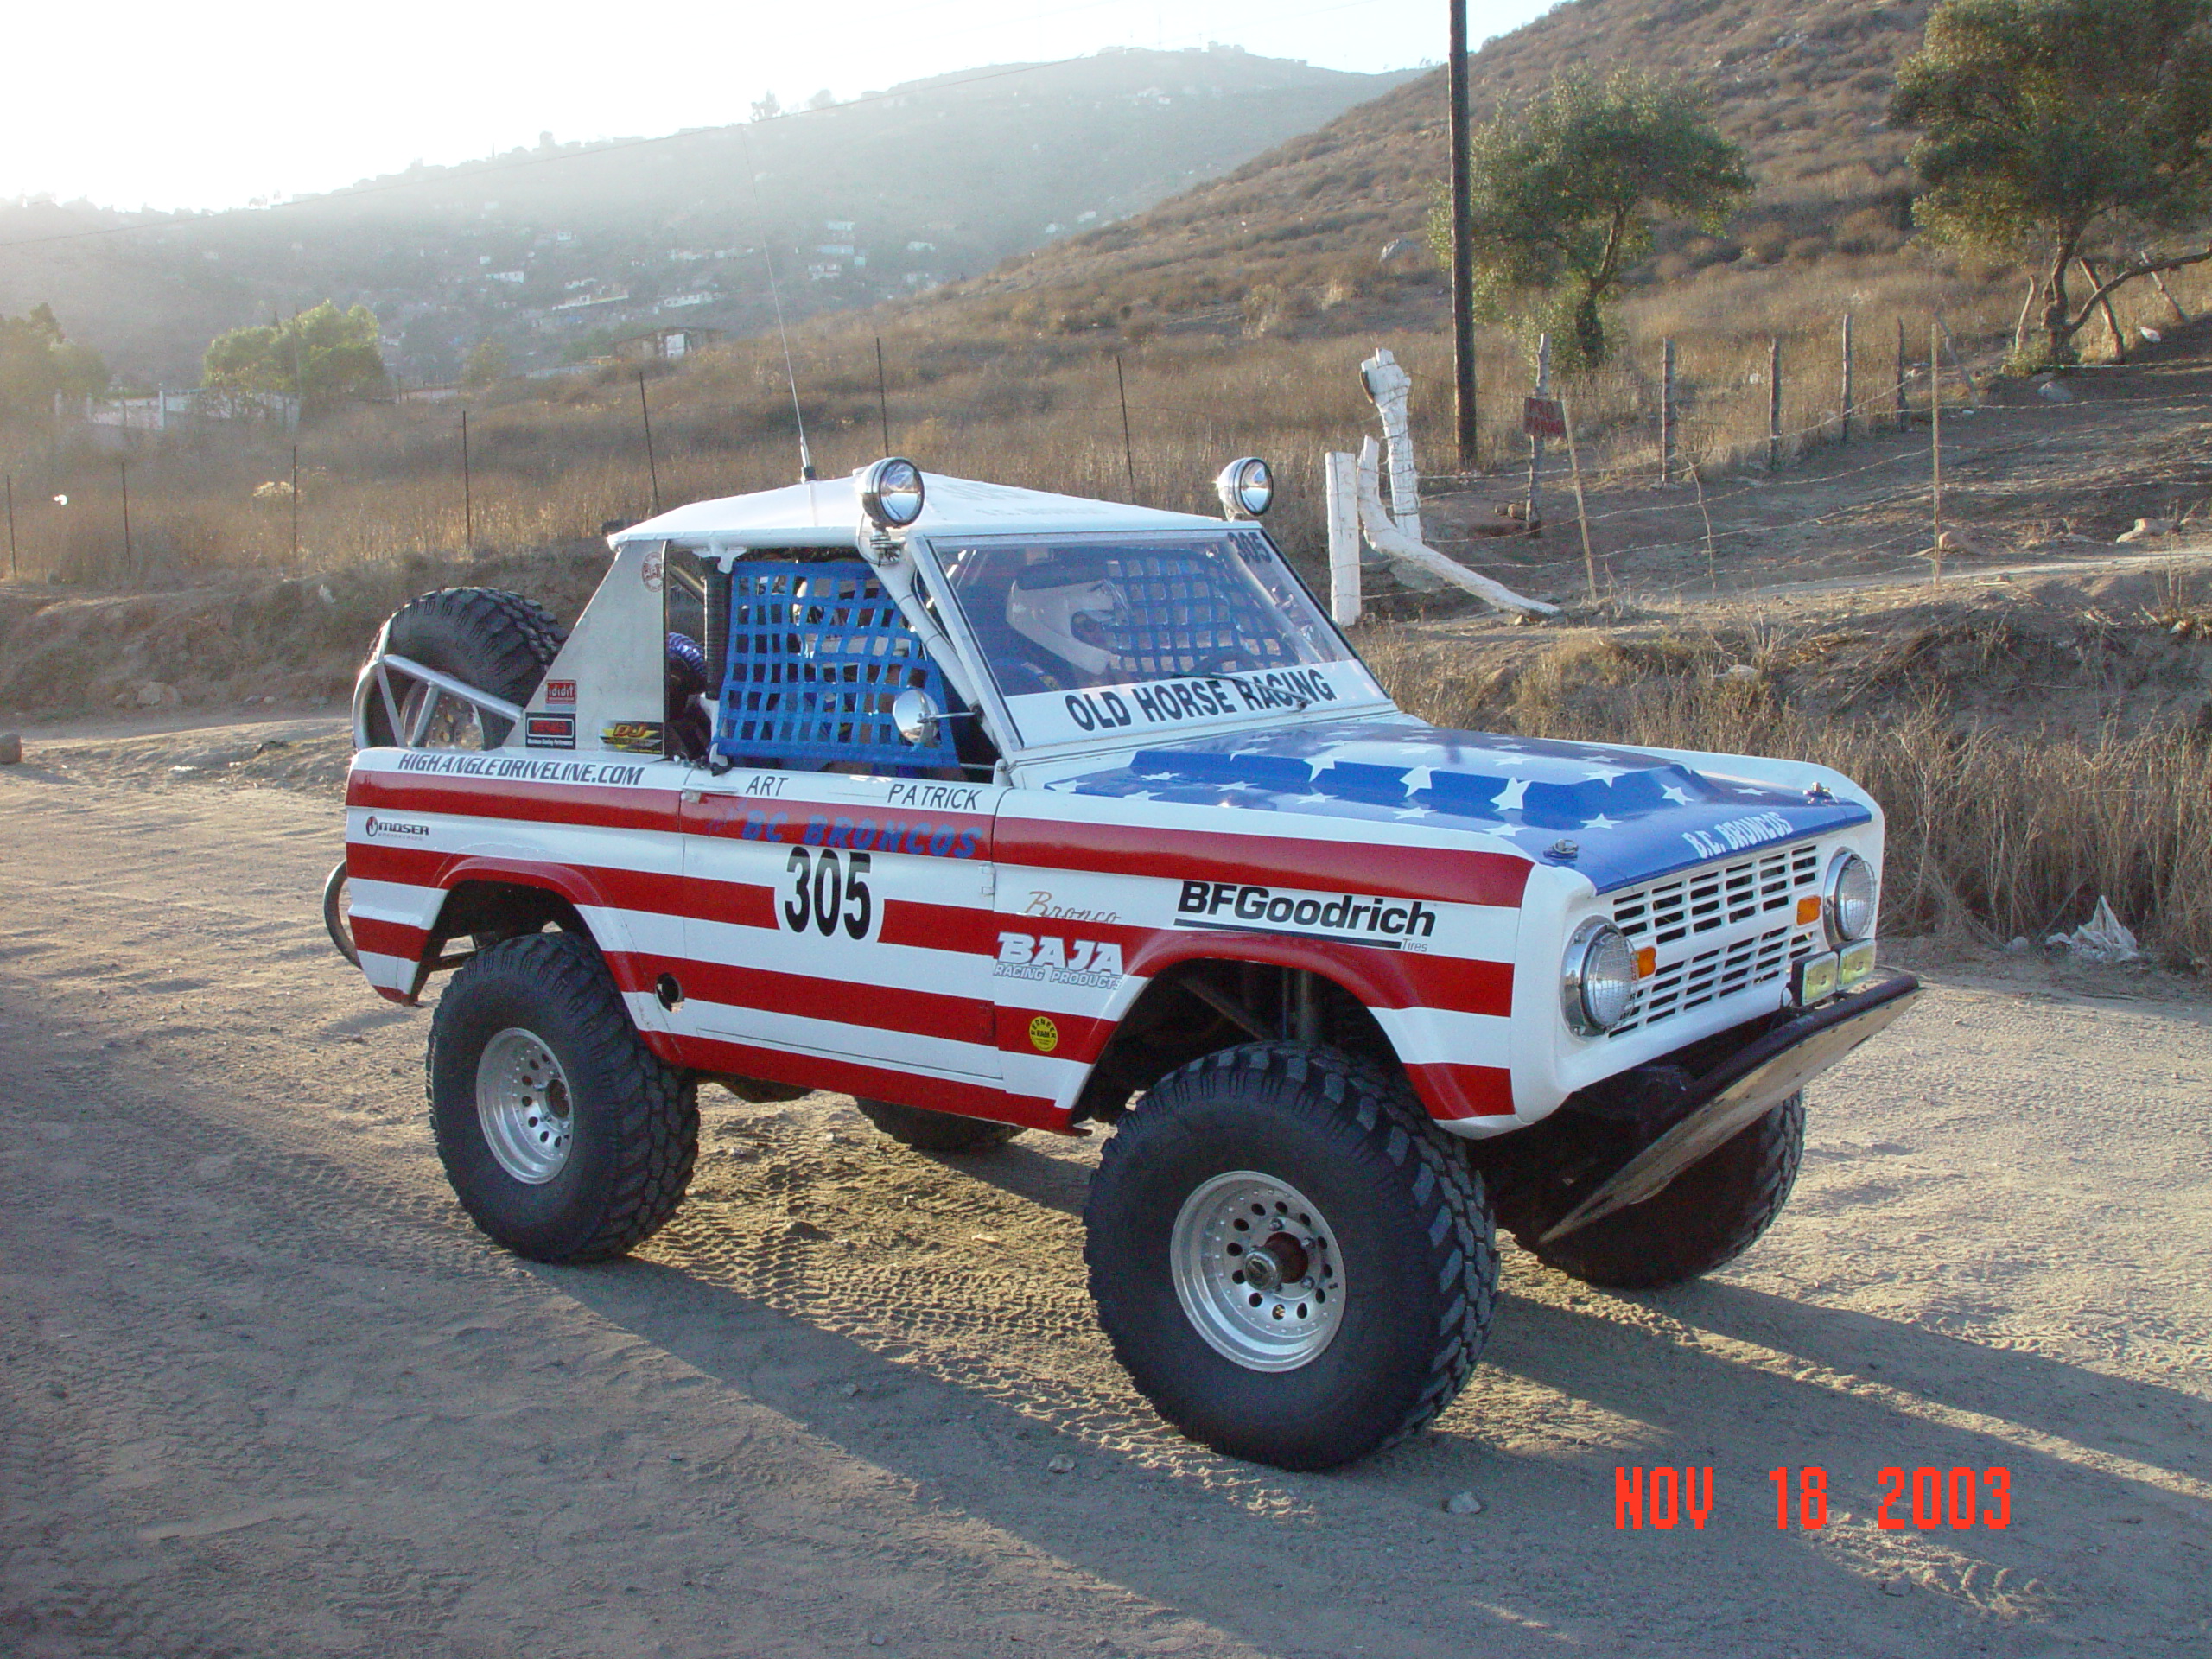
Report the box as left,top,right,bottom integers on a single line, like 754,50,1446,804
361,588,567,750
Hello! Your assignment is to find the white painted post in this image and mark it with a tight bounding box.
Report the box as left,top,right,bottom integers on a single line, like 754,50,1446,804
1325,450,1362,627
1358,346,1423,545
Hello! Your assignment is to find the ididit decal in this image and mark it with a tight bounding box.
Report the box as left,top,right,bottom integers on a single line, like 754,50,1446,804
1027,1015,1059,1053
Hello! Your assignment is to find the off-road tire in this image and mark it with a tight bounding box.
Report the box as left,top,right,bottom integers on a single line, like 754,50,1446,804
428,931,696,1262
853,1097,1024,1154
363,587,567,749
1084,1043,1497,1471
1515,1095,1805,1290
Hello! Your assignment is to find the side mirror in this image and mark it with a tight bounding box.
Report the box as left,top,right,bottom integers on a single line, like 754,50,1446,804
893,687,943,747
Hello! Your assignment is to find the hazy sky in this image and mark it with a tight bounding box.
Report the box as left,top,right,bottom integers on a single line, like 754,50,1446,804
5,0,1554,212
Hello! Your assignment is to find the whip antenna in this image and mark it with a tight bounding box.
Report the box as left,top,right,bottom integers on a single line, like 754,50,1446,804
740,121,816,481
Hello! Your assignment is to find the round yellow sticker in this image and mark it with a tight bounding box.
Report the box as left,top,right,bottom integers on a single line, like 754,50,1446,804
1027,1015,1059,1053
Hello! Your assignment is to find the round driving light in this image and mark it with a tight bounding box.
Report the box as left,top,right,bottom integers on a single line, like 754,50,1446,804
1825,850,1877,944
1214,455,1274,519
858,456,925,529
1562,918,1640,1036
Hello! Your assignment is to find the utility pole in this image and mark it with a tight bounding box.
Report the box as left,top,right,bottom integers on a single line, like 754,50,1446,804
1448,0,1478,470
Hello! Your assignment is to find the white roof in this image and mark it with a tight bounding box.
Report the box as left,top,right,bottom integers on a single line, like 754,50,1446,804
608,470,1226,550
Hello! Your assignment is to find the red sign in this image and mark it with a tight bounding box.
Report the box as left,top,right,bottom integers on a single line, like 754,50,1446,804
1522,397,1567,440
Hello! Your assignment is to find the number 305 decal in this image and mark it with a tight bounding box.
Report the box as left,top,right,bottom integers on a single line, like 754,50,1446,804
784,847,876,940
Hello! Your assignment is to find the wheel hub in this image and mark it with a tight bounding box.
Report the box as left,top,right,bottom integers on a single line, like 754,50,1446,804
1168,1172,1343,1373
476,1027,575,1185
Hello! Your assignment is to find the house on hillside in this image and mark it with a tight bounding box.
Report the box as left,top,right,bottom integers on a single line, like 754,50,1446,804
612,325,721,362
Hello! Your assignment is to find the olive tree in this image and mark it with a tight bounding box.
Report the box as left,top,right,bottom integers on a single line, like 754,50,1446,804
1891,0,2212,365
1428,68,1750,372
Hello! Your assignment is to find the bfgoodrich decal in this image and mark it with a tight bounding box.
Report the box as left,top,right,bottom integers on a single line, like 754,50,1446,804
1176,880,1437,948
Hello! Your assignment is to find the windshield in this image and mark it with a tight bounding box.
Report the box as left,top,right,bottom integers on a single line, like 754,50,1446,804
929,530,1384,749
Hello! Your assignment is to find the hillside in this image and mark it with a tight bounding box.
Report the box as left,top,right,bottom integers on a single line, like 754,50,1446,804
0,47,1413,385
916,0,1933,333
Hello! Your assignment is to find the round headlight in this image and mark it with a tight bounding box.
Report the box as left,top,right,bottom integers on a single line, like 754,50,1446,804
1825,850,1877,944
858,456,925,529
1562,918,1640,1036
1214,455,1274,519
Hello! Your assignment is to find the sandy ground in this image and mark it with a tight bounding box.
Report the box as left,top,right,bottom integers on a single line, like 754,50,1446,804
3,736,2209,1659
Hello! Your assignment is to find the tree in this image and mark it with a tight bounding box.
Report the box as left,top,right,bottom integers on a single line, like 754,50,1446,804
0,303,108,423
203,301,390,412
749,91,782,123
462,338,512,389
1428,68,1750,372
1891,0,2212,365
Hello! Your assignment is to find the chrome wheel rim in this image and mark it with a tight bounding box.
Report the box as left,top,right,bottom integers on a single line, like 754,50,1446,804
1169,1171,1343,1372
476,1027,574,1184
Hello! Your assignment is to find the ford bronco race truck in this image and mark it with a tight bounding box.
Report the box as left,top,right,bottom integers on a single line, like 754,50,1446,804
331,456,1918,1471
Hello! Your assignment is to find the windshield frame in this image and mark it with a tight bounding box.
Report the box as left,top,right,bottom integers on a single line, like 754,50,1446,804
908,527,1395,764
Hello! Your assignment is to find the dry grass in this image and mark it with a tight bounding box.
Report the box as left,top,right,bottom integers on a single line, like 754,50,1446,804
1364,627,2212,969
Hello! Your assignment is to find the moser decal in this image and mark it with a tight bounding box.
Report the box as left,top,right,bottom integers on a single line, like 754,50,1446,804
524,713,576,750
392,753,648,786
1177,880,1438,949
361,815,431,839
543,679,577,706
601,721,664,755
995,933,1123,988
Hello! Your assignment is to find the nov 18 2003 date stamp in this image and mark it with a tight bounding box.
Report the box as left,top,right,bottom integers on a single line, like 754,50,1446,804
1613,1465,2013,1530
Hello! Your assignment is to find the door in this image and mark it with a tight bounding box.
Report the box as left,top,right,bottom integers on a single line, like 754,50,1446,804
677,767,1006,1093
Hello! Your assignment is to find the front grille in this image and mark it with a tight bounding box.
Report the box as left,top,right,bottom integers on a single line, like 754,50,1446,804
1606,842,1825,1037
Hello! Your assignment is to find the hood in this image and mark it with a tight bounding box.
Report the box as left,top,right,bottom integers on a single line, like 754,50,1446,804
1044,716,1872,893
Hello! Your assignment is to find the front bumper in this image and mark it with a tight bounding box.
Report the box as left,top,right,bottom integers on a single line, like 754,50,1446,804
1540,971,1921,1242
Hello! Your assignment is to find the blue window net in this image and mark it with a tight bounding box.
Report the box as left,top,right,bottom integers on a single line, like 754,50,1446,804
1107,538,1300,678
713,561,960,771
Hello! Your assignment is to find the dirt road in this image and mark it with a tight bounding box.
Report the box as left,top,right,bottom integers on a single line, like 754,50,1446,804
3,756,2209,1658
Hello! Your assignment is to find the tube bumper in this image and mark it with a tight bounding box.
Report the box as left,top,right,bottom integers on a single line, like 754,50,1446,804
1540,971,1922,1243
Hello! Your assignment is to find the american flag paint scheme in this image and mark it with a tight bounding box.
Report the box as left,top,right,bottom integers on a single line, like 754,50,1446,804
334,464,1920,1472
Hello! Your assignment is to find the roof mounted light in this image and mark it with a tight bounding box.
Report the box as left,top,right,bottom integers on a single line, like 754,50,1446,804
858,456,925,530
1215,456,1274,520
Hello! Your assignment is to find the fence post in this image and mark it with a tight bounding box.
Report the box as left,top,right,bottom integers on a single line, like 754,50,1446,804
1659,337,1677,486
1840,313,1854,445
1930,320,1944,586
461,410,473,556
5,474,15,581
638,372,661,515
1561,400,1598,602
1525,333,1550,530
874,334,891,455
1895,316,1909,429
290,445,300,563
1767,337,1783,472
1114,354,1137,504
118,458,132,587
1325,450,1362,627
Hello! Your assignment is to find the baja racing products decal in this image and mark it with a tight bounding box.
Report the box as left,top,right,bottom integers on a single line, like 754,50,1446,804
995,933,1123,988
524,713,575,750
601,721,664,755
1176,879,1438,949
